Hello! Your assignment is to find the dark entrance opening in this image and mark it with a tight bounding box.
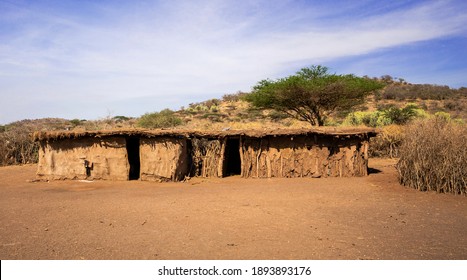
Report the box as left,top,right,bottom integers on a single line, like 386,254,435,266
223,138,241,176
126,136,140,180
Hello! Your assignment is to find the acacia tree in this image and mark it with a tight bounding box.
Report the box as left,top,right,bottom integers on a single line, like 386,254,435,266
245,65,383,126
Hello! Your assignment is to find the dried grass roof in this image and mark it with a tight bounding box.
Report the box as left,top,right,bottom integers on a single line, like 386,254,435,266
33,127,378,141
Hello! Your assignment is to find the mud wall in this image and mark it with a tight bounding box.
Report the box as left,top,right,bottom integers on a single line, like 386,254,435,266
36,133,371,181
240,135,369,178
36,137,129,180
139,137,188,181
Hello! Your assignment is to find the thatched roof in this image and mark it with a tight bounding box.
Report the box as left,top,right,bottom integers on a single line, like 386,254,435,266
33,127,378,142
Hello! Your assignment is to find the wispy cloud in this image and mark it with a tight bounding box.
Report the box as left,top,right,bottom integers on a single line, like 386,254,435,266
1,0,466,123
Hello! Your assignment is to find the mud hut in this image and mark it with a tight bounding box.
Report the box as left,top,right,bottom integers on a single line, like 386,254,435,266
33,128,377,181
33,130,190,181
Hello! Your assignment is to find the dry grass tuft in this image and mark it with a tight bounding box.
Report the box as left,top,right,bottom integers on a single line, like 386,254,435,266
369,125,404,158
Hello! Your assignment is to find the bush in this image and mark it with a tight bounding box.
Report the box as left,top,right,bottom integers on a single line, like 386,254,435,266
342,111,366,126
0,125,39,165
396,118,466,194
369,125,404,158
137,109,182,129
69,119,82,127
343,104,428,128
343,111,391,127
382,104,419,125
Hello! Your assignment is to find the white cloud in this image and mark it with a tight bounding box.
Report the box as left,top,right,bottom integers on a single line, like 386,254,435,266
0,0,466,123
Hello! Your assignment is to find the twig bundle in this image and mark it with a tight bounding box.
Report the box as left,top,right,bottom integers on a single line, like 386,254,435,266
190,138,221,177
397,119,466,194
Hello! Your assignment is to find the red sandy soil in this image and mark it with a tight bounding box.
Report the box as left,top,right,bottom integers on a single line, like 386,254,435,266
0,158,466,260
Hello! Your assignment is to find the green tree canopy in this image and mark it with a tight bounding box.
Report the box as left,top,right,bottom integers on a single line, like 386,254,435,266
245,65,383,126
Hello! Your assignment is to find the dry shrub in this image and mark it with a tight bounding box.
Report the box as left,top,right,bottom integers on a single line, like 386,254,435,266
0,125,39,165
396,119,466,194
369,125,404,158
137,109,182,129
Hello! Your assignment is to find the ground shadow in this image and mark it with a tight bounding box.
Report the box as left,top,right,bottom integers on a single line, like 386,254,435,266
368,167,382,174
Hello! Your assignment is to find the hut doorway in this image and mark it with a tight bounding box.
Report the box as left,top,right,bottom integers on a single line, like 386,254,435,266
223,138,241,176
126,136,140,180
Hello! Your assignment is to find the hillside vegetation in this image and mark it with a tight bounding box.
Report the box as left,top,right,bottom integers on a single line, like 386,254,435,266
1,76,466,167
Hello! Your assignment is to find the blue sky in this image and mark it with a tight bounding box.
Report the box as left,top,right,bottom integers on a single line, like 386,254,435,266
1,0,466,124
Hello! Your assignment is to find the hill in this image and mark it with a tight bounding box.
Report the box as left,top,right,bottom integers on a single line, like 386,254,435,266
172,79,467,130
1,78,466,166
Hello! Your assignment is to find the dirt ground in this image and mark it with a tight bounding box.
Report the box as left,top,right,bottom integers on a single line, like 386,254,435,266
0,158,466,260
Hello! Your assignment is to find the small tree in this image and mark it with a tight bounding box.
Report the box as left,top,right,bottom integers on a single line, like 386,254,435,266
245,65,383,126
137,109,182,129
113,115,130,122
